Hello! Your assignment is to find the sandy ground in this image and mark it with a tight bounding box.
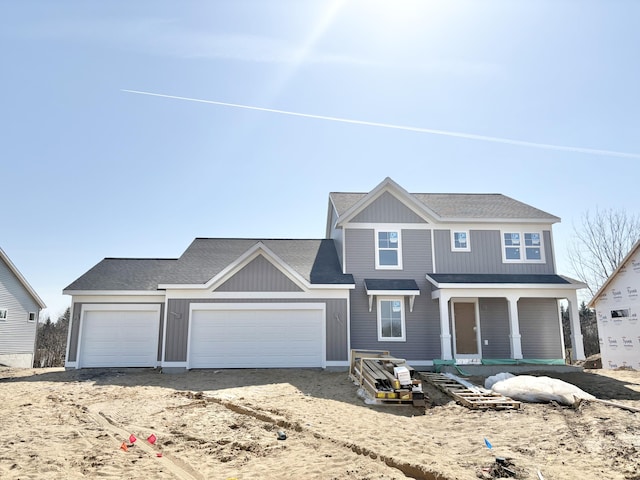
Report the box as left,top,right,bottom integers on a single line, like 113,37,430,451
1,367,640,480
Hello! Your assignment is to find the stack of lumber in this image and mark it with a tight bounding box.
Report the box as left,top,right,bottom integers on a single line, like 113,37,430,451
422,372,521,410
349,350,427,407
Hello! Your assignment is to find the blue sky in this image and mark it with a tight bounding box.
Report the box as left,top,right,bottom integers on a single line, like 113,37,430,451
2,0,639,319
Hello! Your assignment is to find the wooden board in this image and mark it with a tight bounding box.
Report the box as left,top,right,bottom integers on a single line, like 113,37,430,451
421,373,520,410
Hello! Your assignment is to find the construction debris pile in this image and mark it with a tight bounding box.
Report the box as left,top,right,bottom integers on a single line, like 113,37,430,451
349,350,427,407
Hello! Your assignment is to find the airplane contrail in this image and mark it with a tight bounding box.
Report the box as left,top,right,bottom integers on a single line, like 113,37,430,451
121,89,640,159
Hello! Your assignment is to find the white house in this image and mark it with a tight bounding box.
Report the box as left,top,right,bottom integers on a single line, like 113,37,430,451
588,239,640,369
0,247,46,367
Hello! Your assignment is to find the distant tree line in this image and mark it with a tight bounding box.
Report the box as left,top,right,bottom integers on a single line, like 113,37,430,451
561,302,599,361
34,307,70,367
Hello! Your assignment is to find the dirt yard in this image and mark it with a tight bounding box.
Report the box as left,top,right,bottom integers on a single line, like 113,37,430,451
1,366,639,479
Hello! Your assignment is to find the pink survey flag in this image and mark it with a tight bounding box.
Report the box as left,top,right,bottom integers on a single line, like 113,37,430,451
129,434,137,444
147,434,157,445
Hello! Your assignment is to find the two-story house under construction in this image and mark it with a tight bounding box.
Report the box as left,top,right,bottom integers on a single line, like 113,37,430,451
64,178,585,371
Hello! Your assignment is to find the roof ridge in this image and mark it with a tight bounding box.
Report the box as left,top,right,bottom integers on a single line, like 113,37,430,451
332,191,504,196
192,237,327,241
102,257,178,261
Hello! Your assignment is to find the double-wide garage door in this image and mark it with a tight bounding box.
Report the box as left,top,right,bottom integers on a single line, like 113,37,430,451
79,305,160,368
189,304,325,368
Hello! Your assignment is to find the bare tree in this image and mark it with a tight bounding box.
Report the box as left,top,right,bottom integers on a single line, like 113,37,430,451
568,208,640,297
34,307,70,367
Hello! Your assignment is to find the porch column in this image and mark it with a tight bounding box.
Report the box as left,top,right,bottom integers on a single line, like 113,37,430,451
567,291,586,361
439,294,453,360
506,295,523,359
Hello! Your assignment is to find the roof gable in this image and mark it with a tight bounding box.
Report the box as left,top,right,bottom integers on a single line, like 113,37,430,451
205,242,310,291
351,191,427,224
588,238,640,307
215,255,304,292
0,248,46,308
65,239,354,293
164,238,353,287
334,177,438,226
330,177,560,225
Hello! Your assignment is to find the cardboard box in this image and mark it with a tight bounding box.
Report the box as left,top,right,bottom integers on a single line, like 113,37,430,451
397,389,411,400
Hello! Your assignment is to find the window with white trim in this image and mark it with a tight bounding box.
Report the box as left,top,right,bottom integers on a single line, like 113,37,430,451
375,230,402,269
28,312,36,322
451,230,470,252
502,231,544,263
0,309,7,321
377,298,405,341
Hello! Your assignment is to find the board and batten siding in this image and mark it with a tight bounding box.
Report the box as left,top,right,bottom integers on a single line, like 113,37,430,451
345,228,441,360
350,191,427,224
67,303,165,363
0,258,40,358
518,298,563,358
216,256,303,292
433,230,555,274
164,298,349,362
478,298,512,358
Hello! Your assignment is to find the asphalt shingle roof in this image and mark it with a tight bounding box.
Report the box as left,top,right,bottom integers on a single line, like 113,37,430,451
165,238,353,285
63,258,178,291
64,239,353,291
364,279,420,291
330,192,559,221
427,274,572,285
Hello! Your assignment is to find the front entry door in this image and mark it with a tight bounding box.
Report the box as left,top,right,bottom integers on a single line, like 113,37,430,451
453,302,479,357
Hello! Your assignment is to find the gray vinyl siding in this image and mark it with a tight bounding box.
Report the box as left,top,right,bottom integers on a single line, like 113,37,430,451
67,302,165,363
345,228,440,359
165,298,349,362
518,298,563,358
351,191,427,224
478,298,511,358
216,256,303,292
0,259,39,356
433,230,555,274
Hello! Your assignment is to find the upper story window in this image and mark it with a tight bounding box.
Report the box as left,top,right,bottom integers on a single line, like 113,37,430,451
502,231,544,263
0,309,7,321
375,230,402,269
28,312,36,322
451,230,470,252
377,298,406,341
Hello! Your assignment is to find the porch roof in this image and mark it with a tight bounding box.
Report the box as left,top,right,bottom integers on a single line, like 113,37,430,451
364,278,420,293
426,273,586,294
364,278,420,312
427,273,572,285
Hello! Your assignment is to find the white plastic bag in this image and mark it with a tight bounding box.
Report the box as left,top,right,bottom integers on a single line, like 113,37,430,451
489,374,595,405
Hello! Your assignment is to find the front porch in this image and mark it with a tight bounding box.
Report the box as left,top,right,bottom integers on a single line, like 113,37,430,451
427,358,583,376
426,273,588,365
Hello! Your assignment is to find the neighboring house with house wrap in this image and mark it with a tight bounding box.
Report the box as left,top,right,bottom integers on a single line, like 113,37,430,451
588,239,640,369
0,247,46,368
63,178,586,371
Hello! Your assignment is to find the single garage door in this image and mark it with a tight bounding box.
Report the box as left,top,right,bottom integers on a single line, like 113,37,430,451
79,305,160,368
188,304,325,368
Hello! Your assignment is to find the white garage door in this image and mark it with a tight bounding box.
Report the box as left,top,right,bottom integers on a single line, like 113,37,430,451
79,306,160,368
189,304,325,368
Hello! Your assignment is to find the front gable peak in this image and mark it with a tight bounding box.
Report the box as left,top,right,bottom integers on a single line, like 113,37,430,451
207,242,309,292
334,177,438,226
